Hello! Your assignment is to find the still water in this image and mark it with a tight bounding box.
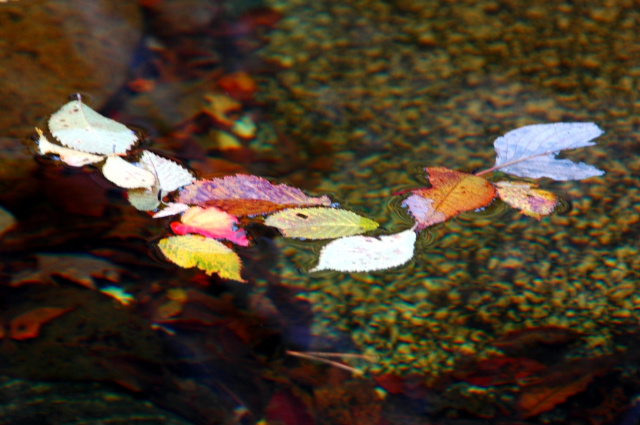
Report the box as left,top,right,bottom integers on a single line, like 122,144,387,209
1,0,640,424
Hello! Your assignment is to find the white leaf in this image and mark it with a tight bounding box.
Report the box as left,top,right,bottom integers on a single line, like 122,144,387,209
310,229,416,273
48,99,138,155
139,150,195,193
152,202,190,218
35,127,104,167
492,122,604,180
101,155,155,190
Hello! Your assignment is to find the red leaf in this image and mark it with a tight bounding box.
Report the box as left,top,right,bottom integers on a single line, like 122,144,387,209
9,307,74,340
176,175,332,216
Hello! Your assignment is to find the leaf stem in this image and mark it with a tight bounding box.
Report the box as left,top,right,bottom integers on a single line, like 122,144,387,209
285,350,368,375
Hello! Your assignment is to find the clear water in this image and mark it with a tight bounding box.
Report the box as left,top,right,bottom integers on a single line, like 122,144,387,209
1,1,640,424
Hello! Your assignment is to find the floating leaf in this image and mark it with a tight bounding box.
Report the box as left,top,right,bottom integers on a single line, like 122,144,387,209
139,150,195,193
126,187,160,211
153,202,190,218
495,181,557,219
310,229,416,273
171,206,249,246
490,122,604,180
176,174,332,216
157,234,245,282
265,207,378,239
402,167,496,230
48,99,138,155
9,307,74,340
101,155,155,190
35,127,105,167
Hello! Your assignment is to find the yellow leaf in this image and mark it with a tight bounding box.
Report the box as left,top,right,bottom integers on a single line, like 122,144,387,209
157,235,245,282
265,207,378,239
495,181,557,219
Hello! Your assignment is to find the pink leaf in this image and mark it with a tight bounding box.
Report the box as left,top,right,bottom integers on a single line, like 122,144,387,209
170,206,249,246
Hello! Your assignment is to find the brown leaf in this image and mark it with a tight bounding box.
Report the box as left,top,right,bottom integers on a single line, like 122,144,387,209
10,253,122,290
493,326,582,355
176,174,332,216
9,307,74,340
518,372,594,418
402,167,496,229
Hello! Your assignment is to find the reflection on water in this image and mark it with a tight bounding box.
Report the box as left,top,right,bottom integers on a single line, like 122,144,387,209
1,0,640,424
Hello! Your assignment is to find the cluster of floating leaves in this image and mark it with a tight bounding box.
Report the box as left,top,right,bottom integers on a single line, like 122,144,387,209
35,98,605,281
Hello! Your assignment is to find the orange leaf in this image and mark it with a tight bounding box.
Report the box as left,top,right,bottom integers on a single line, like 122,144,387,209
9,307,74,340
402,167,496,229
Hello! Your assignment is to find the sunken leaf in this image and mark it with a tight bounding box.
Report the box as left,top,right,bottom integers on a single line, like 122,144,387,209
171,206,249,246
139,150,195,193
35,127,105,167
48,99,138,155
310,229,416,273
492,122,604,180
402,167,496,230
157,234,245,281
176,174,332,216
495,181,557,219
101,155,155,190
264,207,378,239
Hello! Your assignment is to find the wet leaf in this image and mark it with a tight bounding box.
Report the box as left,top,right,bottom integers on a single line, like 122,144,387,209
126,187,160,211
10,253,122,290
171,206,249,246
0,205,16,237
310,229,416,273
453,355,547,387
35,127,105,167
157,234,245,281
139,150,195,193
176,174,332,216
264,207,378,239
495,181,557,219
153,202,190,218
48,99,138,155
493,326,582,355
101,155,155,190
491,122,604,180
9,307,74,340
402,167,496,230
518,373,594,418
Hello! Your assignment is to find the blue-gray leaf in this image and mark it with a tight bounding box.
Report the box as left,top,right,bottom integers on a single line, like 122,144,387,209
492,122,604,181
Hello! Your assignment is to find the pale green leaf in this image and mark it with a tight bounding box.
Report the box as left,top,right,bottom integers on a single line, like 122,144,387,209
264,207,378,239
157,234,245,282
127,187,160,211
48,99,138,155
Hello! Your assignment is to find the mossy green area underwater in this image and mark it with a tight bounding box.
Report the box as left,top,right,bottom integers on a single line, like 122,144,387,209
1,0,640,424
